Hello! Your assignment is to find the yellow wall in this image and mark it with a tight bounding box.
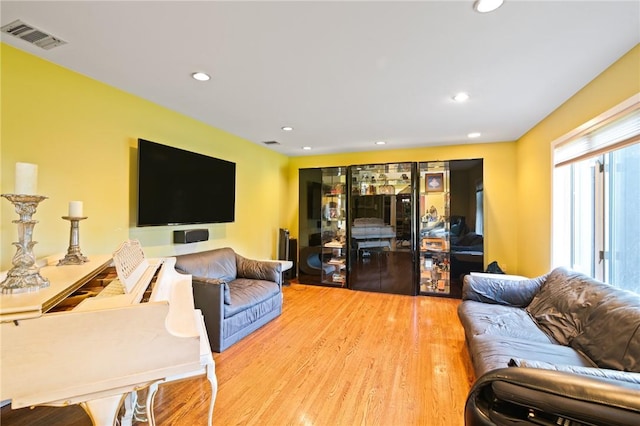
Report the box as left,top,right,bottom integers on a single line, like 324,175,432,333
1,44,289,269
2,42,638,277
287,142,520,273
516,44,640,277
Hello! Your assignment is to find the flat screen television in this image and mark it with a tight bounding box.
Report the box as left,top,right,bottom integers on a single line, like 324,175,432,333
137,138,236,226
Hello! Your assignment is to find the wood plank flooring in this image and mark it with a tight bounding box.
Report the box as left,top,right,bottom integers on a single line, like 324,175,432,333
1,283,475,426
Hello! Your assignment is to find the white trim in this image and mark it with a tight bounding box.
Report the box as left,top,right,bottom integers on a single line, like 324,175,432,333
551,93,640,151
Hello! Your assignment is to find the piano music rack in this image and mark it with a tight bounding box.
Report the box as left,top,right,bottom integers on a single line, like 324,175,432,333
113,239,152,294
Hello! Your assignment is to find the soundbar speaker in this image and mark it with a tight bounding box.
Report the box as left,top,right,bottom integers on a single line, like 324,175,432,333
173,229,209,244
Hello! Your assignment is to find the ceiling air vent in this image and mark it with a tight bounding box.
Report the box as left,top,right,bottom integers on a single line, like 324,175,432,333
263,141,281,146
1,20,67,50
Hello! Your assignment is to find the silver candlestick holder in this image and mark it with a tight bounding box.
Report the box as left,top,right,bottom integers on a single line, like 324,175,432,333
58,216,89,266
1,194,50,294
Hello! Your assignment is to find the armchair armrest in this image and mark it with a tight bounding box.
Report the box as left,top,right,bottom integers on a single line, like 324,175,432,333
235,254,282,287
466,367,640,426
190,276,226,352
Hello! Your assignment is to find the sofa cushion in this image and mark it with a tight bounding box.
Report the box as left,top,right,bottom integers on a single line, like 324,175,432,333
224,278,280,317
526,267,611,345
468,334,596,377
458,301,555,344
223,292,282,339
571,288,640,372
462,274,547,307
508,359,640,384
175,247,238,282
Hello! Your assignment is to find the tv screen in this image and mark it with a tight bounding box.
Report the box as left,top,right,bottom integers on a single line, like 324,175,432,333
137,139,236,226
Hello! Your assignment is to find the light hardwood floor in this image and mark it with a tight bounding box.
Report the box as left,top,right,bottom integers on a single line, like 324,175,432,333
1,283,475,426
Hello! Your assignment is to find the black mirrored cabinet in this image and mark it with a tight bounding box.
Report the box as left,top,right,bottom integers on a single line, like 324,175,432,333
298,159,483,298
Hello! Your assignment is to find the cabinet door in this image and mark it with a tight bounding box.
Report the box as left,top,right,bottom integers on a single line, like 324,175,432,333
347,163,417,295
418,159,484,298
418,162,452,296
449,159,484,298
320,167,348,287
298,168,323,285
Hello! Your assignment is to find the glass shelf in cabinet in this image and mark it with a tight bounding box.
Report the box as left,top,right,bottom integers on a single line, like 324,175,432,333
324,241,345,249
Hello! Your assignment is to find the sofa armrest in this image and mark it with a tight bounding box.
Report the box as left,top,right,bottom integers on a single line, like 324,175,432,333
235,254,282,287
462,273,548,307
466,367,640,426
191,276,225,352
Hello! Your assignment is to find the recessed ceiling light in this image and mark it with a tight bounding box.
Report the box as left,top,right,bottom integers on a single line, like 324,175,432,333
473,0,504,13
281,126,294,131
453,92,470,102
192,72,211,81
468,132,481,139
375,141,386,145
302,146,312,150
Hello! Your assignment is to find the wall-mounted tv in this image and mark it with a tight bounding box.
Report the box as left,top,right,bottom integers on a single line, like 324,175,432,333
137,138,236,226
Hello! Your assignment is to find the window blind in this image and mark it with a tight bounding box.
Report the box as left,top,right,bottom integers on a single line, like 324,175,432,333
554,98,640,167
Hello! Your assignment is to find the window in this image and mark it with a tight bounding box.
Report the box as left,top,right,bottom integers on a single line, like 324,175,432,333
552,95,640,293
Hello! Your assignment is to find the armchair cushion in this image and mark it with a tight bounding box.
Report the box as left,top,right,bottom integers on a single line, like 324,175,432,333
224,278,280,317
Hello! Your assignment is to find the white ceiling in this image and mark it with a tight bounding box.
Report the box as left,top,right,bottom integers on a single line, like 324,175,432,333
2,1,639,157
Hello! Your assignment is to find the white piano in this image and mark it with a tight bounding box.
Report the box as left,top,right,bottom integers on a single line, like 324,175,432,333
0,240,217,426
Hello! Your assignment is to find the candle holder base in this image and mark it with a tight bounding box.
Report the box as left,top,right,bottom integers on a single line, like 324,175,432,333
1,268,49,294
58,216,89,266
57,252,89,266
0,194,50,294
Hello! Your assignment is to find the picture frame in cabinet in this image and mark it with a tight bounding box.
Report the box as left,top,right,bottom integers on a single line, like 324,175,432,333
425,173,444,192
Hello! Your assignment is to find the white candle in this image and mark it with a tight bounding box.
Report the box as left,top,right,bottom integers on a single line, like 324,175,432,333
69,201,83,217
15,162,38,195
